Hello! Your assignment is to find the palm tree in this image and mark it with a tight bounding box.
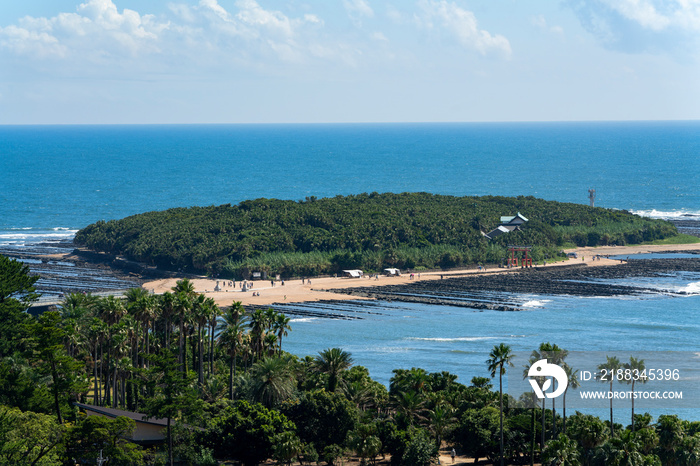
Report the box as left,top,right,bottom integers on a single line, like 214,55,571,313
597,356,621,436
272,312,292,354
622,356,647,432
314,347,354,392
159,292,175,350
124,288,154,369
218,308,247,400
173,278,196,297
273,431,303,466
250,355,296,408
98,295,125,407
393,390,425,427
264,333,279,357
208,300,224,375
428,403,457,450
526,342,568,444
173,291,191,373
172,278,197,373
538,343,568,437
248,308,270,360
191,294,209,384
486,343,514,466
542,433,580,466
561,363,580,434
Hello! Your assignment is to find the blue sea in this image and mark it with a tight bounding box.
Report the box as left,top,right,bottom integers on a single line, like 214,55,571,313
2,121,700,420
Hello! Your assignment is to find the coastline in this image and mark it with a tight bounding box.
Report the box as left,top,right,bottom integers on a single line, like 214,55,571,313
142,242,700,308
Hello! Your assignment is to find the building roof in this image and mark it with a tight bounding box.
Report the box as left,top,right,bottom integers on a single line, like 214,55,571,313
73,402,169,427
485,225,510,239
500,212,529,224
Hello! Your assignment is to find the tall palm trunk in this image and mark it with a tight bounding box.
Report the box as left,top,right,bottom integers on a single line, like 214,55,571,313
145,320,150,369
179,318,185,372
198,322,204,384
563,391,568,434
552,397,556,438
530,406,535,466
105,334,112,406
229,348,237,400
499,370,504,466
209,319,215,374
541,398,545,447
99,342,104,406
609,379,614,435
631,379,636,432
113,357,118,408
94,345,99,405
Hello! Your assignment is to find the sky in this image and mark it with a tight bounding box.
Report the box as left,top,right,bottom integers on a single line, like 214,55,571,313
0,0,699,124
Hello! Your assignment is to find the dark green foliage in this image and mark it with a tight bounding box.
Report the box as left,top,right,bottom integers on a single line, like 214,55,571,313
0,405,65,465
202,400,296,466
74,193,677,275
450,406,501,464
0,254,39,305
0,255,38,358
0,356,53,413
542,433,580,465
142,349,202,466
388,427,437,466
27,311,88,424
321,444,345,466
282,390,359,452
63,415,144,465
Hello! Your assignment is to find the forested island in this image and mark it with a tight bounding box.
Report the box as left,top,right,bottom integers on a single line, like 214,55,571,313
3,257,699,466
74,193,678,277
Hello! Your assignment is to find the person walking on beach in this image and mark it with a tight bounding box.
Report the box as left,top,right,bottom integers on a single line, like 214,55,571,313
451,448,456,463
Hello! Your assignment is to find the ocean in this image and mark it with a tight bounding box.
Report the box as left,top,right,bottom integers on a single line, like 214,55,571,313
2,121,700,420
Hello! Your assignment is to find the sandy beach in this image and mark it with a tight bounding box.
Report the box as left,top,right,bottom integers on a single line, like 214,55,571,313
142,242,700,308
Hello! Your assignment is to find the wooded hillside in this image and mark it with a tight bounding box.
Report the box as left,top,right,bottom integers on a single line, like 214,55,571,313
74,193,676,277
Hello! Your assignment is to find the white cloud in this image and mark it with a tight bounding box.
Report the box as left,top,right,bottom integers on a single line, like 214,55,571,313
344,0,375,21
573,0,700,33
0,0,167,60
0,0,332,66
0,24,66,58
608,0,671,31
532,15,564,35
417,0,511,58
567,0,700,55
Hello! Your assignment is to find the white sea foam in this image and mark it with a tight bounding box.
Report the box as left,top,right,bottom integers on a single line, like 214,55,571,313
0,229,78,247
0,231,77,240
677,281,700,295
407,336,495,342
631,209,700,220
522,299,551,308
289,317,318,323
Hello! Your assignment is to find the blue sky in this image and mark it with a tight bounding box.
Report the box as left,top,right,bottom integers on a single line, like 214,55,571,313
0,0,698,124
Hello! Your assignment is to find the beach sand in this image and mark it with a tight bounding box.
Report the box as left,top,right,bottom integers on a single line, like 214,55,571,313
142,243,700,308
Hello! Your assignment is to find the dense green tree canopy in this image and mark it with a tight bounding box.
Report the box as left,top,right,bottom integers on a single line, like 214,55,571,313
203,400,296,466
74,193,677,276
281,389,359,451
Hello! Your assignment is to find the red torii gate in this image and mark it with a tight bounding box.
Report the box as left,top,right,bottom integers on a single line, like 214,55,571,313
507,245,532,268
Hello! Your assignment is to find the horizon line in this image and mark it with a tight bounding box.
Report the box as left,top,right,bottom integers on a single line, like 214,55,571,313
1,118,699,127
